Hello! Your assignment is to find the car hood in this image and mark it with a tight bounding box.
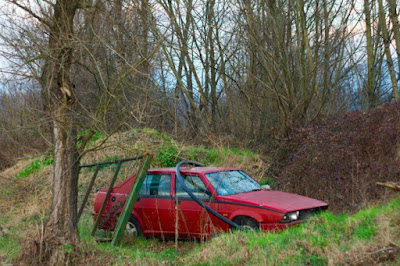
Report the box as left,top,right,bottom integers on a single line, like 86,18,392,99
217,190,328,213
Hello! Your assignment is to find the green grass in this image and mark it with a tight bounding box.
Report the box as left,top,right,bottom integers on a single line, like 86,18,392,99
77,130,106,149
78,215,197,264
1,197,400,264
69,197,400,265
0,228,21,263
0,211,43,264
15,155,53,178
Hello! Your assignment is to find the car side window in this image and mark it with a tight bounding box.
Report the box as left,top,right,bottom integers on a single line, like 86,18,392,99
140,174,171,197
175,175,210,200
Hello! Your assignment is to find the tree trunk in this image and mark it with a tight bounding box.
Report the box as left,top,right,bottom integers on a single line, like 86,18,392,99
378,0,399,100
364,0,377,108
40,0,81,254
387,0,400,88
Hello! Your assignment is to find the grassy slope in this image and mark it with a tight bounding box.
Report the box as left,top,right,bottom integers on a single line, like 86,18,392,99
76,197,400,265
1,128,399,264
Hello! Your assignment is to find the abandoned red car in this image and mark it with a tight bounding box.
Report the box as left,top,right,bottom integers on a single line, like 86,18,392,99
93,167,328,238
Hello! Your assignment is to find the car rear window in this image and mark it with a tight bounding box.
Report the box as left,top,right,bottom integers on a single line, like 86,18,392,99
140,174,171,197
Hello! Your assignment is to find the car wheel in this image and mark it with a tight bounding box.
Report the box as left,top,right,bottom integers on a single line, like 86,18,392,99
125,217,143,238
232,216,260,231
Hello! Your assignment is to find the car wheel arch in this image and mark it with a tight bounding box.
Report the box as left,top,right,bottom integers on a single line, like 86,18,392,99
229,211,263,224
231,216,260,230
126,216,143,237
114,210,145,233
130,210,145,232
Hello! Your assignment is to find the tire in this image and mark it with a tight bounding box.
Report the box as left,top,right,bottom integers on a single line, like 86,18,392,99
125,216,143,238
232,216,260,231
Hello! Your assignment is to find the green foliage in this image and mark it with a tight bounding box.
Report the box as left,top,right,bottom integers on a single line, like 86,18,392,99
154,143,256,167
144,128,172,142
259,176,275,186
15,155,53,178
77,130,105,149
153,144,258,168
63,243,74,254
155,144,179,167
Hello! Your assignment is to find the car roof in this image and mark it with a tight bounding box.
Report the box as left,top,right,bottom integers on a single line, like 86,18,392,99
148,166,241,175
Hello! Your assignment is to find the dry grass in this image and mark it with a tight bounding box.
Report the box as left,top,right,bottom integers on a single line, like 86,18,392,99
0,158,52,230
0,128,270,244
4,128,399,265
181,199,400,265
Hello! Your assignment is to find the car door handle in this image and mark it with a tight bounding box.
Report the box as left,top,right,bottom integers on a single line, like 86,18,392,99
174,200,181,205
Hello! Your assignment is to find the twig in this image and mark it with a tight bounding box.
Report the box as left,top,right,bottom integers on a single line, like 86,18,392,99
351,246,396,265
377,182,400,191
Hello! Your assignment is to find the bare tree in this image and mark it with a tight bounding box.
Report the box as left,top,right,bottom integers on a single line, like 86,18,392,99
378,0,399,100
36,1,81,252
1,0,158,261
387,0,400,86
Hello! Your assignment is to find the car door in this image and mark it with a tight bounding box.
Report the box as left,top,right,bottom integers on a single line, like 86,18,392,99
133,173,175,237
173,174,221,238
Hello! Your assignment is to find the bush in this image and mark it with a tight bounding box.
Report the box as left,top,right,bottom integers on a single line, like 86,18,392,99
277,102,400,212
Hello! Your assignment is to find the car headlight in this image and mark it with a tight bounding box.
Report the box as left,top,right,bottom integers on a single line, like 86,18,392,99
280,211,300,223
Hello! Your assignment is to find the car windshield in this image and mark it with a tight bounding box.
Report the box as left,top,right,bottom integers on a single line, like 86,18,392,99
205,170,261,196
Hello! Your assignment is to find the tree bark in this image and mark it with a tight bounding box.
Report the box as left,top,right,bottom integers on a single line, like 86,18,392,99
40,0,81,248
364,0,377,108
378,0,399,100
387,0,400,88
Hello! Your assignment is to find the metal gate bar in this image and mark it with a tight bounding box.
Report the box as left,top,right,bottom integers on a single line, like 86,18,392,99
111,154,152,246
77,164,100,221
77,155,146,236
91,161,123,235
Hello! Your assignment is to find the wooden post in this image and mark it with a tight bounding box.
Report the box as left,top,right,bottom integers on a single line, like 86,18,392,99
111,154,153,246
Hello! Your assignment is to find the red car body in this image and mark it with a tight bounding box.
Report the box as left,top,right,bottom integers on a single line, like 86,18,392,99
93,167,328,238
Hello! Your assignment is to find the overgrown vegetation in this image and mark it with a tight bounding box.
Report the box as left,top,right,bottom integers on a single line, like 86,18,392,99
276,102,400,213
1,121,400,264
155,144,256,168
2,189,399,264
75,128,268,181
0,130,269,264
184,197,400,265
1,0,400,263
